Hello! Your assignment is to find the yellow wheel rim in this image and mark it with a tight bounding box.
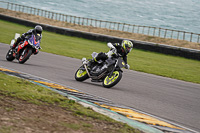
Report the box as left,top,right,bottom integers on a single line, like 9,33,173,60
76,70,87,78
104,71,119,85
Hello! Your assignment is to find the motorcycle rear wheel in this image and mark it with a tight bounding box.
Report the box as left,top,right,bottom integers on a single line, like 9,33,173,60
103,71,122,88
6,49,15,61
19,47,32,64
75,67,89,81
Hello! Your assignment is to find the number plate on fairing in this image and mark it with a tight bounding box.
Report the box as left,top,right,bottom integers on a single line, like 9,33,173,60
118,58,125,68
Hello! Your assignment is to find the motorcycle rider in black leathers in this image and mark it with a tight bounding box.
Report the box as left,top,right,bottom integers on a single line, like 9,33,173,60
12,25,43,55
94,40,133,69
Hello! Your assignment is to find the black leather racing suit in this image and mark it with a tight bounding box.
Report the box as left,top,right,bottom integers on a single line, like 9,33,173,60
95,42,128,64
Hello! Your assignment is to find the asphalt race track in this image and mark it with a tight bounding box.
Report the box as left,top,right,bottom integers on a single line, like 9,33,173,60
1,43,200,132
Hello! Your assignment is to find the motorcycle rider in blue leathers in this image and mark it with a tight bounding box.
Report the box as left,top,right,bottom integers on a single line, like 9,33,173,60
12,25,43,55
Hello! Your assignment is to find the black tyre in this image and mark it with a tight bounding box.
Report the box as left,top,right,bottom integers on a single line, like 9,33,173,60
6,49,15,61
75,67,89,81
18,48,32,64
103,71,122,88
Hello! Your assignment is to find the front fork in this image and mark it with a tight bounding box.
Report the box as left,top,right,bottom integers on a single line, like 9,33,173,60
108,60,118,78
82,58,91,77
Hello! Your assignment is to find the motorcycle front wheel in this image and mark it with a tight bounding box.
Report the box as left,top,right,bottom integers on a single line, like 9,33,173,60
103,71,122,88
19,47,32,64
75,67,89,81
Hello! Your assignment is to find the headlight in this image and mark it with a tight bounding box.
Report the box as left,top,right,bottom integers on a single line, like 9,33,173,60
28,40,33,46
35,46,39,49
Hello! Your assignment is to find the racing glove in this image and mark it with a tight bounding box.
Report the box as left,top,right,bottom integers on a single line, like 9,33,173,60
125,64,130,69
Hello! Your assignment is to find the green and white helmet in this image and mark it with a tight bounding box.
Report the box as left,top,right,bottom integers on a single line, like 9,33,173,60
121,40,133,54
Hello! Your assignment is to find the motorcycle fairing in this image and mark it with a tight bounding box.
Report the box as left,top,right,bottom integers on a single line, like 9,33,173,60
28,34,41,48
117,58,126,68
17,41,28,53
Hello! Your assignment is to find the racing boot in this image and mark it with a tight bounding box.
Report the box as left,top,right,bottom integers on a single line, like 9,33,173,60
11,36,22,49
11,43,17,49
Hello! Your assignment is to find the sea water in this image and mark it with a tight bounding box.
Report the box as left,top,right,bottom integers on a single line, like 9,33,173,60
3,0,200,34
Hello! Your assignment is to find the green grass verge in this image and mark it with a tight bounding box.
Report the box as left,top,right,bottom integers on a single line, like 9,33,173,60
0,19,200,83
0,72,139,133
0,72,108,120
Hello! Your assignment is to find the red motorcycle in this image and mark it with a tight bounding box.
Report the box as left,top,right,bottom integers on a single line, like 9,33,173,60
6,34,41,64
